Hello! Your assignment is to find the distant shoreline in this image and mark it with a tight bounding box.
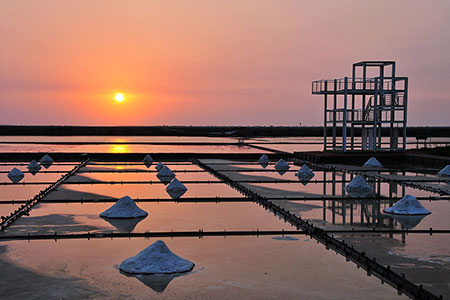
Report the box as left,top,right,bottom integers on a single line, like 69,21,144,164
0,125,449,137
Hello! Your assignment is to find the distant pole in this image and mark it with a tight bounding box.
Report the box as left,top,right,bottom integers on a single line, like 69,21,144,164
324,81,328,150
333,79,337,149
343,77,348,152
403,79,408,150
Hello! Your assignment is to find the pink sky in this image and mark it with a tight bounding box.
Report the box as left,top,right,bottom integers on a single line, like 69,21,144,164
1,0,449,126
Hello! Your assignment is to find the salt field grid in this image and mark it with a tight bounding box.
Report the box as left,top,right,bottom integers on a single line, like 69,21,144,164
0,141,449,299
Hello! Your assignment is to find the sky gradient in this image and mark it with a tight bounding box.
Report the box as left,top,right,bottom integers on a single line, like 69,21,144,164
1,0,449,126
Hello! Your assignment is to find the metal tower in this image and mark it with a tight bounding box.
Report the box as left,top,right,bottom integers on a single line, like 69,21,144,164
312,61,408,152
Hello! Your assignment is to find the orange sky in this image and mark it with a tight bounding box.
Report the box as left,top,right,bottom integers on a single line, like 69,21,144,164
1,0,450,126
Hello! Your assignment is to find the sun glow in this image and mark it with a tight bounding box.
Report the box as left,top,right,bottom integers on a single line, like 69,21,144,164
114,93,124,102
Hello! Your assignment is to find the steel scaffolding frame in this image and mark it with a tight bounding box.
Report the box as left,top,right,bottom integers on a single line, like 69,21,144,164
312,61,408,152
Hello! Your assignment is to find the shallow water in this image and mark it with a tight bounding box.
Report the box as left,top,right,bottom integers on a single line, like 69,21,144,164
2,201,294,235
0,140,449,298
0,237,407,300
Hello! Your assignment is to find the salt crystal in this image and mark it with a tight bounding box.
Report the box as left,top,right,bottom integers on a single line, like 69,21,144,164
143,155,154,168
40,154,54,169
438,165,450,177
346,175,372,198
120,240,194,274
100,196,148,218
384,194,431,215
274,159,290,175
363,157,383,168
296,164,315,181
258,154,270,168
155,162,164,171
27,160,41,175
157,166,175,184
8,168,24,183
166,178,188,199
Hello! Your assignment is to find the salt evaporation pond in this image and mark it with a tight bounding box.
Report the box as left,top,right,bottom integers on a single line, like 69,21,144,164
1,137,450,298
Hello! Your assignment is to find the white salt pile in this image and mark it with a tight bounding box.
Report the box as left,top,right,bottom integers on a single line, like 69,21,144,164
384,194,431,215
120,240,194,274
438,165,450,177
100,196,148,218
40,154,54,169
27,160,42,175
274,158,290,175
258,154,270,168
346,175,372,198
363,157,383,168
155,162,164,171
295,164,315,181
166,178,188,199
8,168,24,183
157,166,175,184
143,155,154,168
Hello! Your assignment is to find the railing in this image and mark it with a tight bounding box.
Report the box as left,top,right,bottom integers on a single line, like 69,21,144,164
312,77,400,94
327,108,399,123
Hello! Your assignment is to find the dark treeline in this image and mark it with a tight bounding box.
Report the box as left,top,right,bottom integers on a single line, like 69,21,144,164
0,125,449,137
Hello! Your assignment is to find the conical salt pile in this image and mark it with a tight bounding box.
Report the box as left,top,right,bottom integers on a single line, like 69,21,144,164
100,196,148,218
143,155,154,168
166,178,188,199
155,162,164,171
157,166,175,184
8,168,24,183
259,154,270,168
274,159,290,175
40,154,54,169
27,160,42,175
296,164,315,181
363,157,383,168
438,165,450,177
384,194,431,215
120,240,194,274
346,175,372,198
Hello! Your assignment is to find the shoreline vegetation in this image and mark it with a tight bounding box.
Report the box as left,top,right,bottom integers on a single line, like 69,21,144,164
0,125,449,137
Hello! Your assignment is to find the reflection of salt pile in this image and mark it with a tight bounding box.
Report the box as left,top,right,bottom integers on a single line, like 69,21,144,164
388,214,426,230
166,178,188,199
274,159,290,175
104,217,146,232
143,155,154,168
120,240,194,274
123,273,182,293
100,196,148,218
346,175,372,198
40,154,54,169
27,160,42,175
438,165,450,177
155,162,164,171
8,168,24,183
295,164,315,183
363,157,383,168
258,154,270,168
384,194,431,215
157,166,175,184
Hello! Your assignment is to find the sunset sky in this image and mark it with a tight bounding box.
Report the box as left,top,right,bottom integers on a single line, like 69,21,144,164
1,0,449,126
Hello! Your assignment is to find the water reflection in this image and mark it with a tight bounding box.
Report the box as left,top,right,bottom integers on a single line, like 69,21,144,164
102,216,146,232
387,214,426,230
109,144,130,153
122,272,184,293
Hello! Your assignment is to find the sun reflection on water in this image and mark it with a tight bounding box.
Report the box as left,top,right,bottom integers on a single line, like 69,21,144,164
109,145,130,153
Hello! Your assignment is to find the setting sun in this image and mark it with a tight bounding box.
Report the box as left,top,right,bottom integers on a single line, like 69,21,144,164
114,93,124,102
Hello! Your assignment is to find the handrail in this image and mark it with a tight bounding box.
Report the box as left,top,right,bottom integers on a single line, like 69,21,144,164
312,76,406,94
